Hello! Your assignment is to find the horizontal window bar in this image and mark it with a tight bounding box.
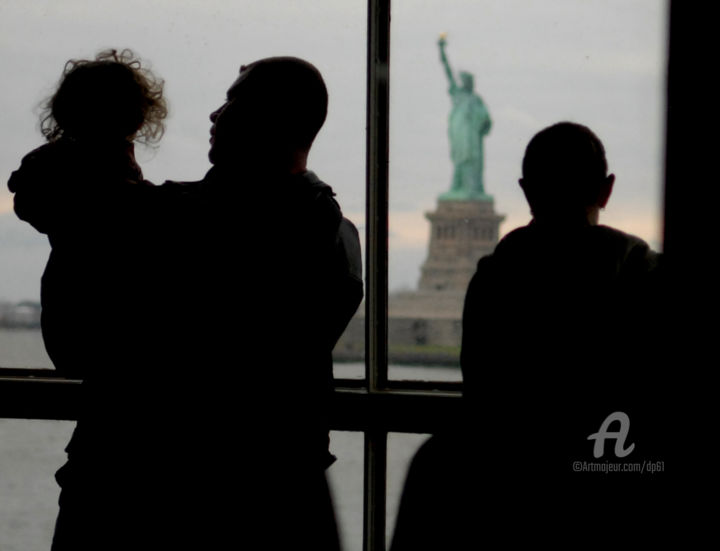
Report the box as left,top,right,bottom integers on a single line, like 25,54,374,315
0,369,463,434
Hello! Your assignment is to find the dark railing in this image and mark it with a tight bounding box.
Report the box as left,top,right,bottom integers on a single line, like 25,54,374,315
0,368,462,432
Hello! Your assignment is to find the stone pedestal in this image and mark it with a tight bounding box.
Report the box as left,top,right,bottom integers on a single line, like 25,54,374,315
333,196,505,363
418,198,505,293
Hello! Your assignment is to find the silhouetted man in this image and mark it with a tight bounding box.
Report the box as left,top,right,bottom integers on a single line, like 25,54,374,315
393,122,671,549
49,57,360,550
162,57,362,549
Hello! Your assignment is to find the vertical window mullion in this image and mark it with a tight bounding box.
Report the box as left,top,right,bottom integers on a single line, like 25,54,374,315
363,429,388,551
365,1,391,551
365,0,390,392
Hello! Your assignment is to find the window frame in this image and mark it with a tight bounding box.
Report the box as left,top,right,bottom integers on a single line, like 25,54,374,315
1,1,695,550
361,1,461,547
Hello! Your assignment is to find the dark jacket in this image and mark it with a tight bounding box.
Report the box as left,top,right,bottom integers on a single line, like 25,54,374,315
458,220,670,542
8,139,156,379
162,166,363,467
393,221,673,550
462,221,661,406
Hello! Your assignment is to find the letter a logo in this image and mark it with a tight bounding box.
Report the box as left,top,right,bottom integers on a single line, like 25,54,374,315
587,411,635,458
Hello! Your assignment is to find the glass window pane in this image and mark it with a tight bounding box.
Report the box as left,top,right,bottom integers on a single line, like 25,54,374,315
327,430,365,551
388,0,667,380
1,4,367,550
0,1,367,377
332,361,366,381
388,364,461,382
0,419,75,551
386,432,432,548
328,431,434,551
0,327,52,369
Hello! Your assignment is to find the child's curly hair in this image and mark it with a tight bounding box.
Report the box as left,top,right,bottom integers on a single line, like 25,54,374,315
40,48,167,145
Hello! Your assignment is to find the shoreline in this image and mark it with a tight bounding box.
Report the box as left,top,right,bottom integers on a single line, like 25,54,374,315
334,346,460,368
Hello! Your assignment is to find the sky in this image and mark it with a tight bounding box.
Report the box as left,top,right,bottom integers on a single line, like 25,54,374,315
0,0,668,302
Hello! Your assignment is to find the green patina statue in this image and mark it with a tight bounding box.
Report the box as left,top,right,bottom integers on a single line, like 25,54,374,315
438,35,492,201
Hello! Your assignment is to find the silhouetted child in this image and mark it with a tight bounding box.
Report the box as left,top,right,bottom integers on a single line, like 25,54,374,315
7,51,171,550
8,48,167,378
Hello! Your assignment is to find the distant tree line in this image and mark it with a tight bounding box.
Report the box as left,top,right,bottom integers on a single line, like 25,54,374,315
0,301,41,328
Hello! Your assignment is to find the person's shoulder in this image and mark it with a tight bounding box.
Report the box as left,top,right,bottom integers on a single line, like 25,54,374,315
490,224,535,258
592,225,661,278
21,140,71,161
294,170,343,224
593,224,647,246
17,142,59,165
8,142,63,190
131,179,204,224
158,178,204,198
498,224,533,243
7,142,73,233
296,170,337,202
142,178,207,214
469,224,545,292
593,225,659,259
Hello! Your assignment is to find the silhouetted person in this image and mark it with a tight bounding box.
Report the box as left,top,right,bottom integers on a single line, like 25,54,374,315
7,49,177,550
159,57,362,549
9,53,360,549
392,122,674,549
9,48,167,380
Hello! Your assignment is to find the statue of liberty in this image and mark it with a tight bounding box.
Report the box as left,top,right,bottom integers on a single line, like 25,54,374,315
438,35,492,201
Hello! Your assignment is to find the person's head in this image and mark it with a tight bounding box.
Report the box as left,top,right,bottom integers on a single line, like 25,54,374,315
459,71,474,92
40,48,167,146
208,57,328,172
519,122,615,225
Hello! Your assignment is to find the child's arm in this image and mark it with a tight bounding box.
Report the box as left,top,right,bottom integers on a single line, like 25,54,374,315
7,143,63,235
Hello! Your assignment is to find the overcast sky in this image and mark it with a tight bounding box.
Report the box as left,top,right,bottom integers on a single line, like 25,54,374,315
0,0,668,301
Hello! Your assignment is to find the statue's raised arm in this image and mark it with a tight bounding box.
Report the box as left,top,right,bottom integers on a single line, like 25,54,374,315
437,33,493,201
438,35,458,91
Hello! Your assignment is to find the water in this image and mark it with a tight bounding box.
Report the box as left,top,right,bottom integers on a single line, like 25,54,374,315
0,329,459,551
0,328,53,369
0,418,73,551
